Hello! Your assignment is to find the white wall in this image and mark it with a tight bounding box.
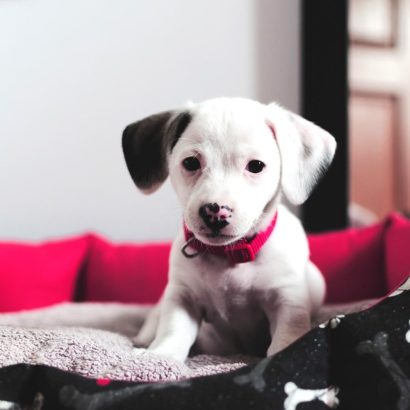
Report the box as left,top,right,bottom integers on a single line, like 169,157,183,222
0,0,300,242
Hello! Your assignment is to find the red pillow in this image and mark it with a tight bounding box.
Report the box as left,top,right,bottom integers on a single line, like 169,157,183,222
0,235,90,312
308,221,388,303
84,236,170,304
384,213,410,290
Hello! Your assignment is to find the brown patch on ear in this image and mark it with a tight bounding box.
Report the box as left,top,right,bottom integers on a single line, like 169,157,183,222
122,110,192,193
122,111,171,192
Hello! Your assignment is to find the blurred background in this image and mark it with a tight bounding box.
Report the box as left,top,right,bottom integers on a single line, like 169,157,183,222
1,0,408,242
349,0,410,225
0,0,300,241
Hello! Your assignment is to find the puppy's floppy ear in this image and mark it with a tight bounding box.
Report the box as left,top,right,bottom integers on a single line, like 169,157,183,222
122,110,192,194
267,103,337,205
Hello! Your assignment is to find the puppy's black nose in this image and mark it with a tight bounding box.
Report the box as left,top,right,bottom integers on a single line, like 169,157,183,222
199,203,232,233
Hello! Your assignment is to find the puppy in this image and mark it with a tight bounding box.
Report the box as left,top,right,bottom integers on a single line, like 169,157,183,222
122,97,336,362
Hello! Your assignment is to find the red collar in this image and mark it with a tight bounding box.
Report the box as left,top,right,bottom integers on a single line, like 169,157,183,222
182,213,278,264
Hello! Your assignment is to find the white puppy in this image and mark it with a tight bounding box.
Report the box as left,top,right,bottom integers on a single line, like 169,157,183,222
122,97,336,362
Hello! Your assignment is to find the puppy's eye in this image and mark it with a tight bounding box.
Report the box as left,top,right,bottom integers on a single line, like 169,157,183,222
182,156,201,171
246,160,265,173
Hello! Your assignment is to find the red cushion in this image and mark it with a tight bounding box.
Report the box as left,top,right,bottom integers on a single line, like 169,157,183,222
83,214,409,305
84,236,170,304
0,235,89,312
1,213,408,311
308,221,388,303
384,213,410,290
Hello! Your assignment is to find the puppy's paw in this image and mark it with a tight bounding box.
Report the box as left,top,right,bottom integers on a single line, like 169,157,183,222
132,347,147,355
266,345,281,357
131,335,150,348
267,339,294,357
148,344,188,363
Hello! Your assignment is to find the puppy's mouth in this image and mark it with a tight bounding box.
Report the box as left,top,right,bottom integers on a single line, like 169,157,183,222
195,228,241,246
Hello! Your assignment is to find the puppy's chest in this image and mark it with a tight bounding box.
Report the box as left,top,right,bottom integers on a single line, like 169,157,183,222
198,264,265,326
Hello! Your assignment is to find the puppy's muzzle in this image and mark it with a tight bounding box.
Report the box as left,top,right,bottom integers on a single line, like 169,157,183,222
199,203,233,234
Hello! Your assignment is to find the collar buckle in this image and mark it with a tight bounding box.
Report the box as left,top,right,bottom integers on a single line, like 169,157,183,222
228,243,255,264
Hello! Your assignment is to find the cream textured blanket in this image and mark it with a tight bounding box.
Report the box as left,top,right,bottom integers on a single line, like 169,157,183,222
0,301,369,382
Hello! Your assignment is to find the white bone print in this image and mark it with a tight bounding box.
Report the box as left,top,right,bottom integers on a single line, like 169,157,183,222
284,382,339,410
319,315,345,329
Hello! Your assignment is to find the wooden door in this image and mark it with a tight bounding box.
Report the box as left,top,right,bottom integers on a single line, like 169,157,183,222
349,0,410,221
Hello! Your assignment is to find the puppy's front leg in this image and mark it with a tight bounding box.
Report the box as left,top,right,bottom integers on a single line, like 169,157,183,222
133,304,160,348
264,296,311,357
149,287,201,362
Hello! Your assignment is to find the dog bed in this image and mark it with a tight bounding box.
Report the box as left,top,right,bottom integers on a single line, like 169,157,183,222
0,287,408,410
0,213,409,409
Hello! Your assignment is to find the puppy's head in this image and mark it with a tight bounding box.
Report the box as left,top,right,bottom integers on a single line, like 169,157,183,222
123,98,336,245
